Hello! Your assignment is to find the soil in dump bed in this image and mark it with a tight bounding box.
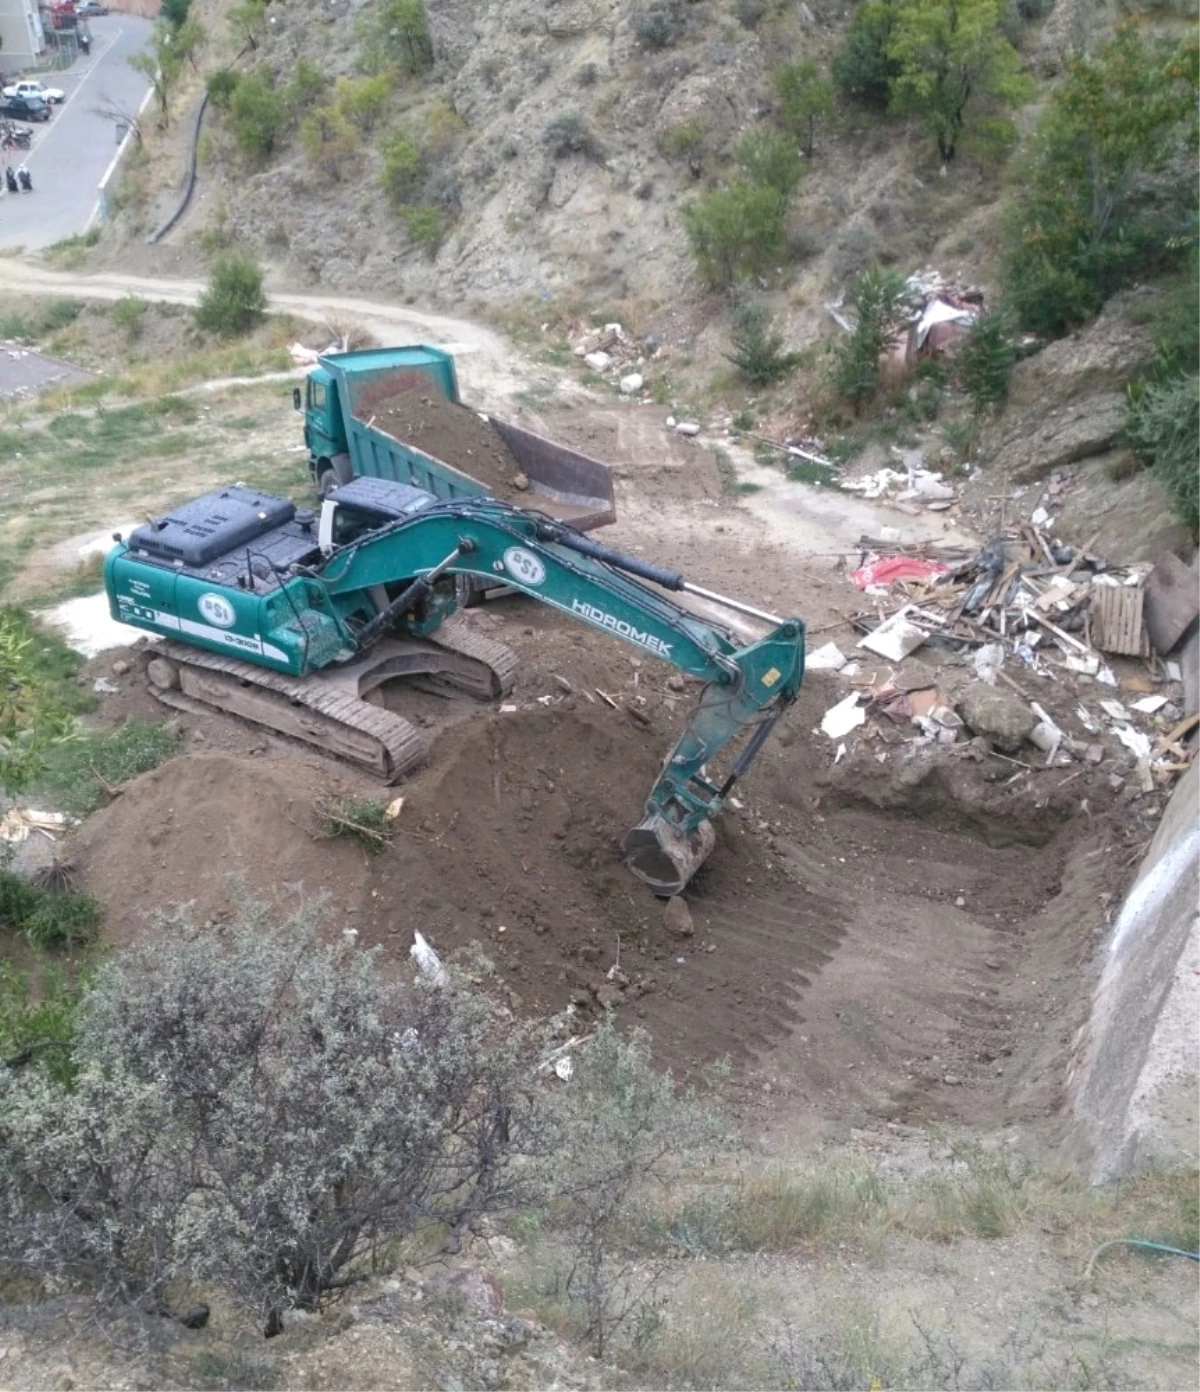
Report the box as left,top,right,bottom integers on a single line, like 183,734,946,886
368,390,528,502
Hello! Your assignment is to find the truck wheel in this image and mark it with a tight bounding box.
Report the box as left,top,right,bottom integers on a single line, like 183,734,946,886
316,466,339,499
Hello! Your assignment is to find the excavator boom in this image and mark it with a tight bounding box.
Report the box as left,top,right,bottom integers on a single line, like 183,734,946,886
106,483,806,893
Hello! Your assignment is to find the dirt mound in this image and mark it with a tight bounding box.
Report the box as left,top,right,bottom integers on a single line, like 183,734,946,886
71,753,375,944
369,390,527,500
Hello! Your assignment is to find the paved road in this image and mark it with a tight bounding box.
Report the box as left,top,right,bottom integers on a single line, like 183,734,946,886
0,16,153,252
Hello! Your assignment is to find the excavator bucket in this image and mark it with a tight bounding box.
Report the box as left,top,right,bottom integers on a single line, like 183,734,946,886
620,816,717,897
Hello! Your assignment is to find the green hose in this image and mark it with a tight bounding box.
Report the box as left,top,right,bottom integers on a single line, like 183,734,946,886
1085,1238,1200,1279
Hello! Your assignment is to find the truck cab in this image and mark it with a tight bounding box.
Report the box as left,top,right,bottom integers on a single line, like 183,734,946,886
295,367,348,497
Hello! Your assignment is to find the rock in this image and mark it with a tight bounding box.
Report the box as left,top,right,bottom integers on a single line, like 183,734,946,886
979,290,1156,483
957,682,1035,754
478,1315,537,1351
424,1267,504,1318
619,372,644,395
177,1304,210,1329
584,350,612,372
595,983,624,1010
665,415,677,429
663,896,694,938
675,421,701,436
511,471,529,491
92,677,119,694
111,659,131,676
942,1074,962,1086
666,674,686,692
146,656,179,690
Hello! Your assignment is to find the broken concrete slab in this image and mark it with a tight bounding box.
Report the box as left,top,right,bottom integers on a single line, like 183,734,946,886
957,682,1036,754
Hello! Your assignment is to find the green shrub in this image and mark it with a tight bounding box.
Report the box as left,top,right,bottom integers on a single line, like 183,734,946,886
832,1,900,107
633,0,685,50
1001,23,1199,337
401,203,446,255
379,128,424,206
543,110,593,157
956,311,1016,415
300,107,361,176
1126,375,1199,535
22,893,100,951
40,299,82,334
205,67,240,108
0,870,100,952
111,295,149,338
681,179,789,288
832,267,909,411
0,959,83,1087
357,0,433,74
734,128,802,199
229,75,285,160
727,300,800,386
286,57,325,115
659,117,706,160
774,59,836,157
315,792,394,854
194,254,268,339
333,74,390,133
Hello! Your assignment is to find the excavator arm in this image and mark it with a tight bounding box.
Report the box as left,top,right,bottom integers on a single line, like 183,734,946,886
316,497,806,893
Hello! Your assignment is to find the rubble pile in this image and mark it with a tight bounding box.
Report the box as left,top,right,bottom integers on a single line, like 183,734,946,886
815,527,1198,790
571,322,651,397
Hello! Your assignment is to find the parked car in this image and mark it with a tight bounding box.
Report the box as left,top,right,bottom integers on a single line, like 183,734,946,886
0,94,51,122
2,79,65,105
76,1,109,15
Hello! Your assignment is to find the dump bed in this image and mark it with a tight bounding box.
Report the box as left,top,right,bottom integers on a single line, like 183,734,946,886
320,347,615,531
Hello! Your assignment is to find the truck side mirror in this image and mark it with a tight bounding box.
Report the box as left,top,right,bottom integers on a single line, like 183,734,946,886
292,387,302,411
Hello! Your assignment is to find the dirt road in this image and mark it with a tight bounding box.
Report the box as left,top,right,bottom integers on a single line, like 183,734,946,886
0,259,528,404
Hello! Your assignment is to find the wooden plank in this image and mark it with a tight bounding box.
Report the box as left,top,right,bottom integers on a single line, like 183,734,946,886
1143,553,1199,656
1090,584,1149,657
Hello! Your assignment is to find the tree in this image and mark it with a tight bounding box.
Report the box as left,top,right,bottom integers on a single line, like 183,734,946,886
681,179,789,289
1001,23,1199,336
226,0,267,50
360,0,434,74
1126,375,1199,536
774,58,836,157
956,310,1016,415
832,0,900,107
0,902,556,1333
158,0,190,28
128,25,183,127
229,74,285,160
726,299,800,385
205,67,240,109
833,267,909,411
286,57,325,115
733,128,802,202
886,0,1031,161
170,15,204,70
194,254,268,338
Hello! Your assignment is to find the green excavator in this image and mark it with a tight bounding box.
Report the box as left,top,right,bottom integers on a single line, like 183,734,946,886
104,479,806,895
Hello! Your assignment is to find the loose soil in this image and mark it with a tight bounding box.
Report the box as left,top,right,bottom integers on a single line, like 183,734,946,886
71,603,1141,1156
366,389,529,501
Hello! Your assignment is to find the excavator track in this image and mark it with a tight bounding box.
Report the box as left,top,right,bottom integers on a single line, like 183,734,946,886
146,615,518,784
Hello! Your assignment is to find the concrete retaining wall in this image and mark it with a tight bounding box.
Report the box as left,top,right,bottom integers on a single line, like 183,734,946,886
1069,757,1199,1181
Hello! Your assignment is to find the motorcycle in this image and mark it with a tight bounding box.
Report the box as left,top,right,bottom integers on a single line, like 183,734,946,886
1,128,31,151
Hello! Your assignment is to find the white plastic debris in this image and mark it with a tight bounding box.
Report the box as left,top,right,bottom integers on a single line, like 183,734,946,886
619,373,644,395
554,1056,574,1082
1131,694,1168,714
806,641,848,672
410,931,449,987
859,608,929,661
1076,706,1099,733
972,642,1005,685
821,692,866,740
1031,506,1053,528
1096,665,1118,686
584,350,612,372
92,677,120,694
1114,724,1152,759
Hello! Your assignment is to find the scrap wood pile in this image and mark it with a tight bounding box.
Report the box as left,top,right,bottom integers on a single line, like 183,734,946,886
813,529,1198,789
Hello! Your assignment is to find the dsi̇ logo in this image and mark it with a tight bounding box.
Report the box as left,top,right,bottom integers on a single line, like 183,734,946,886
198,592,236,628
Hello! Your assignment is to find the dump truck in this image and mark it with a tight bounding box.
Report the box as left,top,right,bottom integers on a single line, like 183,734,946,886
295,345,616,532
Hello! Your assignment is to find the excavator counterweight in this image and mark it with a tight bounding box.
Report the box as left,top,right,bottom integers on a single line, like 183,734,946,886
105,481,806,894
